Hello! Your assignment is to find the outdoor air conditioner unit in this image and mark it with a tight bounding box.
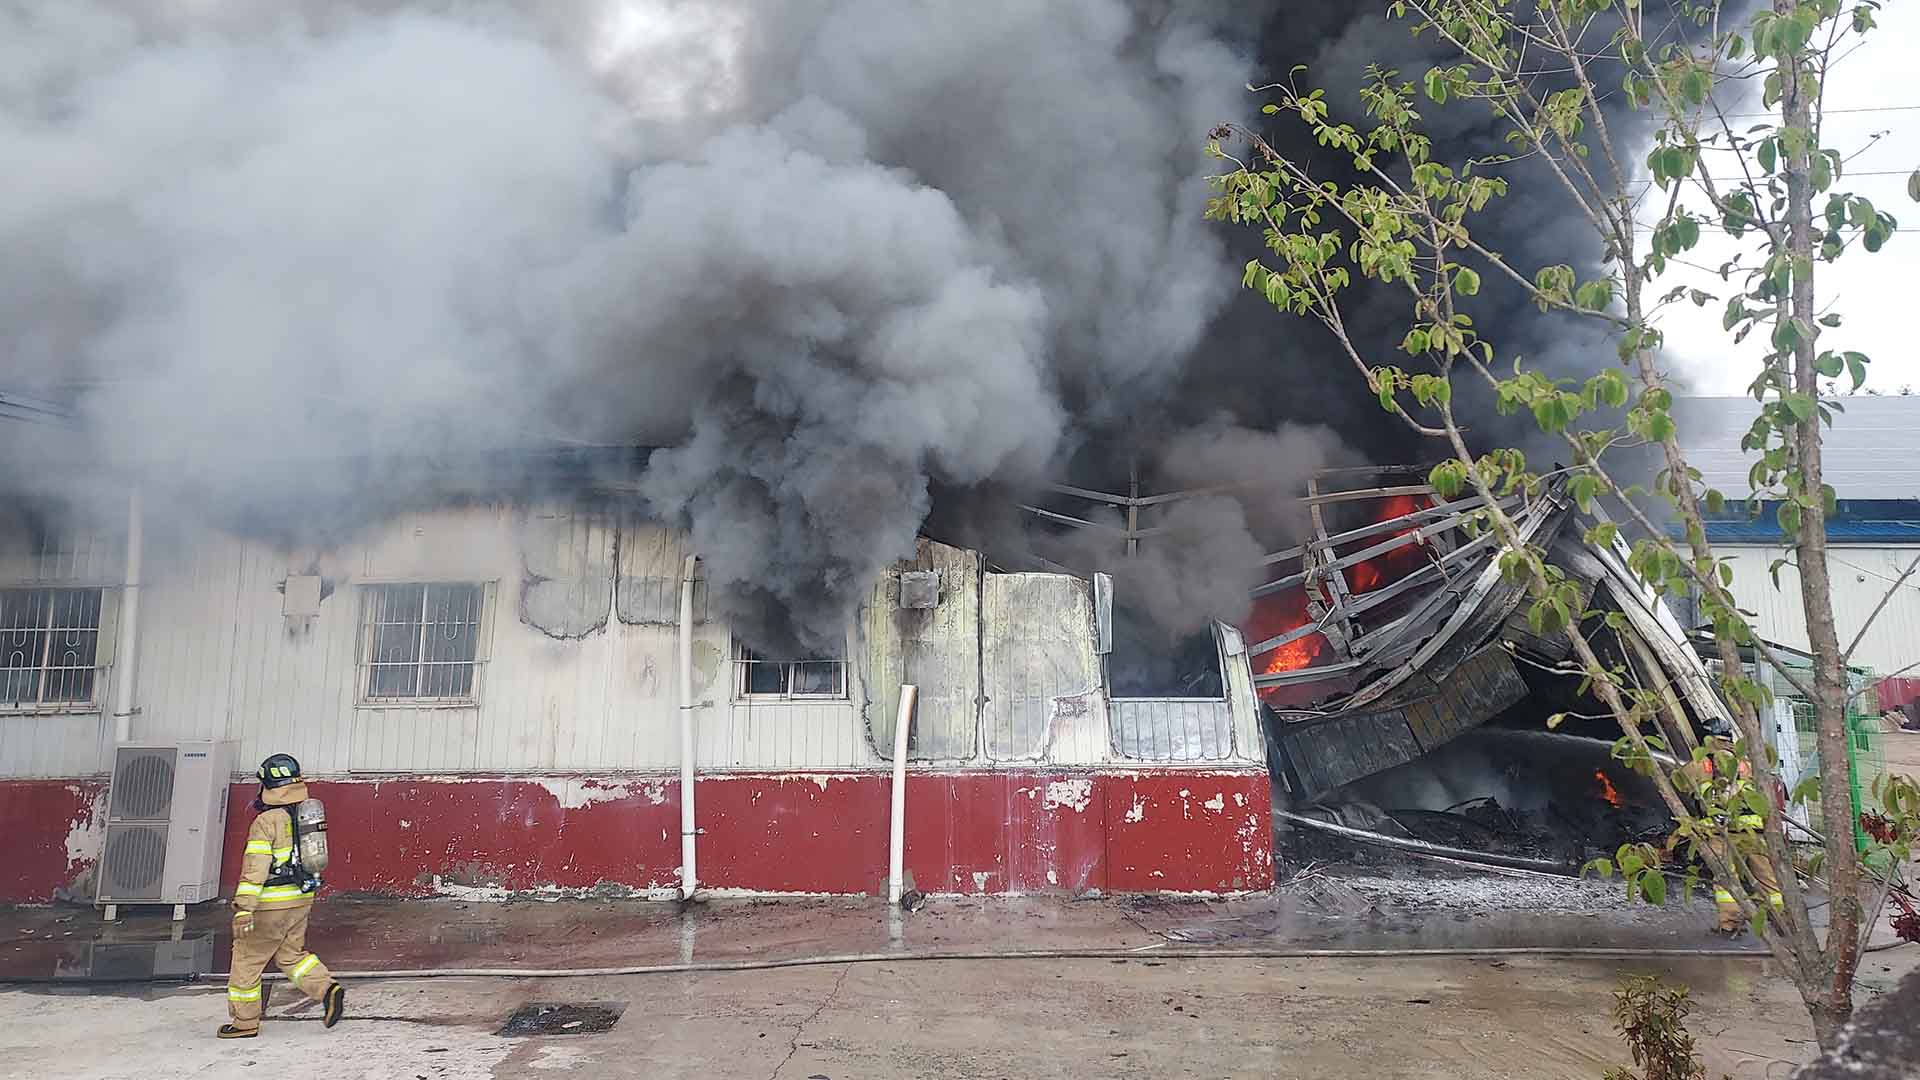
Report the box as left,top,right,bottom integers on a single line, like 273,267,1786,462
97,741,233,919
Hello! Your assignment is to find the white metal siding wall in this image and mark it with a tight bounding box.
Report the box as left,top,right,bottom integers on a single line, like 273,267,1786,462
126,504,862,776
1720,544,1920,678
0,501,1263,779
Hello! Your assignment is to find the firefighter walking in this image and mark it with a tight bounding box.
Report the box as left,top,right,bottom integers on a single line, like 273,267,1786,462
221,754,346,1039
1677,739,1786,935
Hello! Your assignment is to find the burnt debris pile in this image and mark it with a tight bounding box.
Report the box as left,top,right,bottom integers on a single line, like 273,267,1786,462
1287,731,1674,874
1201,466,1705,876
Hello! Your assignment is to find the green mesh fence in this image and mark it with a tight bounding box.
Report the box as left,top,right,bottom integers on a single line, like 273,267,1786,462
1783,671,1885,852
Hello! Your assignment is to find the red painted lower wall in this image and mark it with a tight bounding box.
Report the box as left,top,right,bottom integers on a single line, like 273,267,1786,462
0,781,107,903
0,770,1271,902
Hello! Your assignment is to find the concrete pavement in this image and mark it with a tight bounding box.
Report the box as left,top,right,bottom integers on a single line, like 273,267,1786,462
0,953,1854,1079
2,872,1913,1078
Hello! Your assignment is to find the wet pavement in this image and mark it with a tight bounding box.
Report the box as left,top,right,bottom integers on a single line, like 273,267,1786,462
0,869,1773,983
0,948,1884,1079
2,869,1915,1079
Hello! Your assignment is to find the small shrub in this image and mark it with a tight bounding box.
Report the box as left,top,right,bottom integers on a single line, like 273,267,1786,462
1603,975,1713,1080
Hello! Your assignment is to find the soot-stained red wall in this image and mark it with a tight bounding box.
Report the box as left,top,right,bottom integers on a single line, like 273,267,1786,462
0,780,108,903
1,770,1271,901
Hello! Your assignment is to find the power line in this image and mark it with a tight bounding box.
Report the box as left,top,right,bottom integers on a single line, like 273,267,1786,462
1724,104,1920,117
1630,168,1916,182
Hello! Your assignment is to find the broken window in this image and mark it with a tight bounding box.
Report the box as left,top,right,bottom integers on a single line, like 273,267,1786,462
360,583,486,703
0,588,102,706
734,643,847,701
1107,613,1226,698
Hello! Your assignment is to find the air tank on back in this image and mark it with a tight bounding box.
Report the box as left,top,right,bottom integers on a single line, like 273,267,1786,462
293,799,328,873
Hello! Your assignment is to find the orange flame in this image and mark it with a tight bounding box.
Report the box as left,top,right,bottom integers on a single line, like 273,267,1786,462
1243,492,1434,703
1594,770,1622,808
1346,493,1430,594
1246,587,1327,681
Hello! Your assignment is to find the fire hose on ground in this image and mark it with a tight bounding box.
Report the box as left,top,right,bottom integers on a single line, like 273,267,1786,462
1276,809,1581,875
0,943,1772,988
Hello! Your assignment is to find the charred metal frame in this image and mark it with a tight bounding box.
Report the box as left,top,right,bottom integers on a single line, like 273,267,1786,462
1021,463,1729,805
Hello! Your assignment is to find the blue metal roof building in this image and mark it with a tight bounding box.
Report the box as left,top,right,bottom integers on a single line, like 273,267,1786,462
1674,397,1920,679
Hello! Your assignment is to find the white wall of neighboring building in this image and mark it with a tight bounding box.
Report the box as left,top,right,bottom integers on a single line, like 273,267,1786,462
1717,544,1920,679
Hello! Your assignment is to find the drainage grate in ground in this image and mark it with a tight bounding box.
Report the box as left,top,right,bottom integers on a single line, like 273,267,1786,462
497,1002,627,1037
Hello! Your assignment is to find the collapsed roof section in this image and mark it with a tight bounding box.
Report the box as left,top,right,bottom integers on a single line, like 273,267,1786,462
1022,463,1730,803
1246,466,1728,802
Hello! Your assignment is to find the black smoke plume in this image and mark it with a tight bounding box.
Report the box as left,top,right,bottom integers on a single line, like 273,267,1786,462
0,2,1679,652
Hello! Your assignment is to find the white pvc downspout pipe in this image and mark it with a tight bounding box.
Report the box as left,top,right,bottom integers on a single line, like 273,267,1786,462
110,489,143,745
678,554,699,901
888,684,917,905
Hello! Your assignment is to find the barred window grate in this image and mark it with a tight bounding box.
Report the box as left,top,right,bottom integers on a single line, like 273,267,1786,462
361,583,484,703
0,587,102,706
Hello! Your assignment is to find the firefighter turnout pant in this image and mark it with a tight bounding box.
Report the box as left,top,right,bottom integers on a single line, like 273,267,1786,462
1699,836,1785,932
227,905,334,1031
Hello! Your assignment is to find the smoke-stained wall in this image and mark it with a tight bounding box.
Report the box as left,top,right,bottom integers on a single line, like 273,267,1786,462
0,1,1665,655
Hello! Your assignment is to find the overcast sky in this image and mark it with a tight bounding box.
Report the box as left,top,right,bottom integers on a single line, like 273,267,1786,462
1658,2,1920,395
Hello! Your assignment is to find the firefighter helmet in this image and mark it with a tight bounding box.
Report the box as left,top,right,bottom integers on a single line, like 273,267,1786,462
257,753,303,789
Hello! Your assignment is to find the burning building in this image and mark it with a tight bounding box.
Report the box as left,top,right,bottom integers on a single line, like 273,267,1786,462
0,3,1717,901
0,449,1274,902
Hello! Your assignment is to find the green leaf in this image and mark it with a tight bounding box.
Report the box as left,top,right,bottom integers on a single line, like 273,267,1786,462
1777,501,1802,535
1454,267,1481,296
1639,872,1667,906
1568,473,1602,512
1595,369,1629,408
1673,215,1700,250
1646,410,1675,442
1758,138,1777,175
1909,169,1920,203
1575,279,1614,311
1782,392,1815,422
1424,68,1448,104
1845,351,1869,390
1428,460,1466,499
1811,152,1833,193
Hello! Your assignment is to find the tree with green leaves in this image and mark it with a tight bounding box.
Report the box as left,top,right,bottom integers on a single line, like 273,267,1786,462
1205,0,1918,1047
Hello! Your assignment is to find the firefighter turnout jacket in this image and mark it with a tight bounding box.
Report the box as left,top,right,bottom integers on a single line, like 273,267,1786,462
234,781,318,912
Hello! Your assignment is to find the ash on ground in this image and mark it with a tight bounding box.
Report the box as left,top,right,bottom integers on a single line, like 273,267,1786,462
1285,868,1655,917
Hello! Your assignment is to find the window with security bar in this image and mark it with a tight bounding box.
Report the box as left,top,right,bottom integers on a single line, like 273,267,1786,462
734,642,847,700
359,583,486,703
0,588,103,707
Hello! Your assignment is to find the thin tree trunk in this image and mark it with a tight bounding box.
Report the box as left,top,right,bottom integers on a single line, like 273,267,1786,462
1777,0,1861,1045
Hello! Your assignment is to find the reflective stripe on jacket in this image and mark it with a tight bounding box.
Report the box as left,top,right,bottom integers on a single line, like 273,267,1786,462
233,782,313,912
